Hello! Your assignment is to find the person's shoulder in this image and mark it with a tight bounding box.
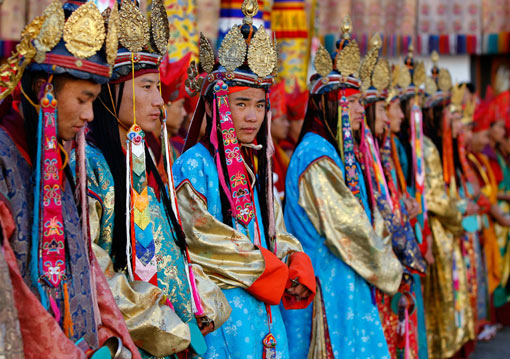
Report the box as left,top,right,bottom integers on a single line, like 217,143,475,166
174,143,212,170
292,132,338,166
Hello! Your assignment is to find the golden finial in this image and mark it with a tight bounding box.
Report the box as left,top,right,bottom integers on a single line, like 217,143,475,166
369,33,382,51
431,50,439,66
341,15,352,39
242,0,259,25
408,44,414,57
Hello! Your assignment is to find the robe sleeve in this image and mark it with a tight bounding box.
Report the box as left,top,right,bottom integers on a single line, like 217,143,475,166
423,138,463,235
297,156,403,295
94,244,191,357
176,180,289,305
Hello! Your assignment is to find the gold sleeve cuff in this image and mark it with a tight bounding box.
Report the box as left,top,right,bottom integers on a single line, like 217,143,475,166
93,244,190,357
176,181,266,289
191,264,232,329
298,157,403,295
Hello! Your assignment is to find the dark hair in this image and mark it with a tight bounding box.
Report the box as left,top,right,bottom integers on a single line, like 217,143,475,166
88,83,186,271
423,102,446,159
297,91,340,153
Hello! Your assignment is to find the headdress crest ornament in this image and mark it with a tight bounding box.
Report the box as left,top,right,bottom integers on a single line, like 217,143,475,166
450,83,466,113
150,0,170,55
63,1,106,59
396,44,426,99
309,15,361,95
104,2,120,65
424,51,452,108
118,0,150,53
187,0,277,98
361,33,390,102
313,45,333,78
335,16,361,78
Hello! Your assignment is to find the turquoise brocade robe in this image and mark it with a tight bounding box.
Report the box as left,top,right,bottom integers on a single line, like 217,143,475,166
73,144,196,359
173,143,294,359
281,132,393,359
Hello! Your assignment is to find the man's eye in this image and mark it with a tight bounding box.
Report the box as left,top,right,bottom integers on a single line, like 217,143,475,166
236,103,245,107
78,98,86,104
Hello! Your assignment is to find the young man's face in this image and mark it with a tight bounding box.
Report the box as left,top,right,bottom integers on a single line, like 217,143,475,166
164,98,186,136
118,73,164,134
374,100,389,136
470,129,490,153
54,78,101,141
489,120,506,145
387,99,404,133
347,92,364,131
228,87,266,144
271,112,289,141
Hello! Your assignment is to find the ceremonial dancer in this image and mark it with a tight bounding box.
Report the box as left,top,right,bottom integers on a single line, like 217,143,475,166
281,17,403,359
173,1,316,357
0,0,138,357
75,0,230,357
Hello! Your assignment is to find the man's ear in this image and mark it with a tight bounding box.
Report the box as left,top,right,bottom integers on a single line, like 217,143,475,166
32,78,47,98
205,101,212,117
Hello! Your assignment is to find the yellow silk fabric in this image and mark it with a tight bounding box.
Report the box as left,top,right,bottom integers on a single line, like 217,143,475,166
422,137,469,359
176,181,304,290
94,244,191,356
298,157,403,295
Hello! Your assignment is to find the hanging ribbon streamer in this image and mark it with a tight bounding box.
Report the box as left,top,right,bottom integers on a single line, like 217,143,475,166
160,106,204,315
211,80,255,226
411,103,428,243
338,95,362,205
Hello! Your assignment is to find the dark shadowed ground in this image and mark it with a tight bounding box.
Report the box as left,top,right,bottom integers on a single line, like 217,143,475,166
471,326,510,359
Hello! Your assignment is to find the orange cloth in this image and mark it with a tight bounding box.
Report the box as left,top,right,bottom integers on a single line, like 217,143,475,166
282,251,316,309
247,246,289,305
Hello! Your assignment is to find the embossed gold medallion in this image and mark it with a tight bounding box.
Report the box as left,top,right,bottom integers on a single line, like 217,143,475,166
119,0,150,53
34,0,65,54
199,33,215,73
336,40,360,78
425,76,437,96
247,26,277,78
438,68,452,92
314,45,332,77
105,2,119,65
150,0,170,55
64,1,106,59
397,64,411,89
413,61,426,87
373,58,390,92
218,25,246,73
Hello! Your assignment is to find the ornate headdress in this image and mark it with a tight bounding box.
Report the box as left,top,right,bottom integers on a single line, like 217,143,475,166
0,0,115,101
309,16,361,95
395,45,426,100
184,0,279,242
109,0,169,83
449,83,466,114
361,33,391,104
424,51,452,108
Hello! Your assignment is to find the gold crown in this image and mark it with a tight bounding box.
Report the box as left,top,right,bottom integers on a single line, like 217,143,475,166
462,96,476,125
192,0,277,82
312,15,361,81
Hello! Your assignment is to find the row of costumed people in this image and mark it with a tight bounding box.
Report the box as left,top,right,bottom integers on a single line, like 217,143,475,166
1,0,509,359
